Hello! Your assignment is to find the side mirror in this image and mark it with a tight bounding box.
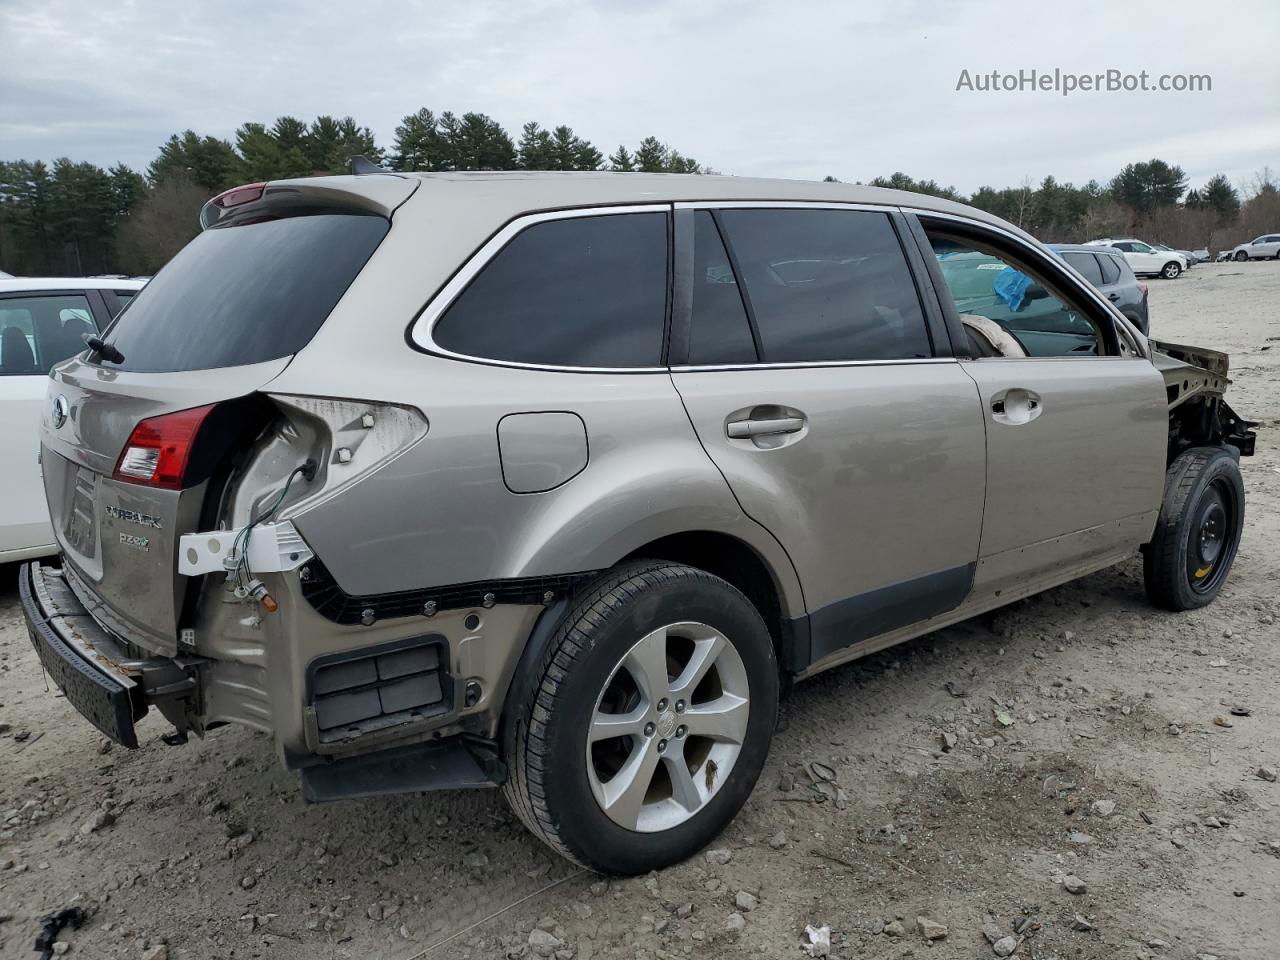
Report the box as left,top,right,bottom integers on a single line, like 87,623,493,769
1023,283,1049,302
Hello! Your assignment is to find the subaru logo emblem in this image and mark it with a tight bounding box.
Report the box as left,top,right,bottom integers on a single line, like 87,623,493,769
51,395,70,430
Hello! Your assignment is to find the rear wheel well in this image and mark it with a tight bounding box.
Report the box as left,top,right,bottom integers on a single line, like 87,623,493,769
623,532,788,669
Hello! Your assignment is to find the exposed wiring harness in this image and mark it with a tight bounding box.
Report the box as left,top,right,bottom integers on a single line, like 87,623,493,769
229,458,317,601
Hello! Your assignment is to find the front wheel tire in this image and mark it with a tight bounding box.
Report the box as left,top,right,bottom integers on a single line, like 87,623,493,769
1161,261,1182,279
502,561,779,874
1144,447,1245,611
1234,251,1249,262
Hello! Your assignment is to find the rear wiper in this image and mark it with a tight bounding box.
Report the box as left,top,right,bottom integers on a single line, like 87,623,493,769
84,334,125,365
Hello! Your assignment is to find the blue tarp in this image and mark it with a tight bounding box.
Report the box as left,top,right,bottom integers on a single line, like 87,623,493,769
993,267,1033,311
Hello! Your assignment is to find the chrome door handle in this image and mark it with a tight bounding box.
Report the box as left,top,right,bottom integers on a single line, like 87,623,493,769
726,416,805,439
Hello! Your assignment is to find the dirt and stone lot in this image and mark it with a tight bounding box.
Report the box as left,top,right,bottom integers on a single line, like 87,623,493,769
1,261,1278,960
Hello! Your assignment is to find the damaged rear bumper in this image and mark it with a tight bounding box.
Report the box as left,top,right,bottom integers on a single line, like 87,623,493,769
19,562,197,748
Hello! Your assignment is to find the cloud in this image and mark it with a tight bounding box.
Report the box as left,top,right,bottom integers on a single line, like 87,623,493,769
1,0,1274,192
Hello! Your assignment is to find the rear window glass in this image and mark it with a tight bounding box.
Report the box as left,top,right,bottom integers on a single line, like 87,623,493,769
103,214,388,372
432,212,668,368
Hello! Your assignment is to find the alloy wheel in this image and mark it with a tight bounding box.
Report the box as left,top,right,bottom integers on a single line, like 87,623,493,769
585,621,749,833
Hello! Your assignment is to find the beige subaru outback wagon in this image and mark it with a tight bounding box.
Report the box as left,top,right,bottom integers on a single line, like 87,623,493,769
22,170,1255,873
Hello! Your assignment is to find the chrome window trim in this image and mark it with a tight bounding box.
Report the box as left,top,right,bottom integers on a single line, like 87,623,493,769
674,200,901,213
917,209,1149,360
672,357,957,373
410,203,673,373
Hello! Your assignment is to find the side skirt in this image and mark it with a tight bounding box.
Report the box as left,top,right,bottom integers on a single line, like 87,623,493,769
794,547,1134,680
797,563,976,670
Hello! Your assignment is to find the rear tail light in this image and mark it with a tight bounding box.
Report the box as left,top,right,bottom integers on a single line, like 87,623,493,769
1137,282,1148,296
113,404,216,490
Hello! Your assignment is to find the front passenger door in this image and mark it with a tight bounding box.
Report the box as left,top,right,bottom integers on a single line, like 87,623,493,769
919,221,1168,602
669,206,987,669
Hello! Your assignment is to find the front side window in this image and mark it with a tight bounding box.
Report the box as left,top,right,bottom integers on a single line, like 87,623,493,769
930,236,1109,358
433,212,668,368
0,294,98,375
1130,242,1154,253
714,208,931,363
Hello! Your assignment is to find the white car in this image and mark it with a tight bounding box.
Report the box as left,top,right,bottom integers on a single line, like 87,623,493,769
0,277,143,561
1086,238,1188,279
1151,242,1197,267
1229,233,1280,261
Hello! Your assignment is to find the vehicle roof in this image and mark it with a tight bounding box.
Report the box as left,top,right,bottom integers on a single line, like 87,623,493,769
0,277,146,294
270,170,1038,243
1050,243,1124,256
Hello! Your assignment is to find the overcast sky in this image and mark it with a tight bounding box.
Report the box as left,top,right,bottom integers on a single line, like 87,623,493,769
1,0,1276,194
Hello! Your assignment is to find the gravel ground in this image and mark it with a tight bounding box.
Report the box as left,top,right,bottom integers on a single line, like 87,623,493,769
1,261,1278,960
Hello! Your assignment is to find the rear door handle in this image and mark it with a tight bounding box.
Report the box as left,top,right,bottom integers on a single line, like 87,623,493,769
726,416,805,439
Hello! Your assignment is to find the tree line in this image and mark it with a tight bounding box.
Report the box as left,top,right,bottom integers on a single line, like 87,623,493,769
0,109,709,276
848,160,1278,255
1,105,1276,277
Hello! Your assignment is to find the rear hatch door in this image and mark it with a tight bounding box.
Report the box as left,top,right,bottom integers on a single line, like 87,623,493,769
40,175,412,655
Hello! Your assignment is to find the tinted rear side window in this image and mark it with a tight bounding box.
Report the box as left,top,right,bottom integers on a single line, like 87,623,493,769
1063,252,1104,286
1097,252,1121,284
433,212,668,368
104,214,388,372
689,211,756,365
716,209,931,363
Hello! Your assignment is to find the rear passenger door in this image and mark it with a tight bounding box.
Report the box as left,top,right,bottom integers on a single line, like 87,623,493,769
668,205,987,668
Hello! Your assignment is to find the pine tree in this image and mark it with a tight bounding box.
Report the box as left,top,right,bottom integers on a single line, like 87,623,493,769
608,146,634,172
634,137,668,173
147,131,239,192
435,112,464,170
1109,160,1187,214
1200,174,1240,222
108,164,147,220
517,122,556,170
393,108,444,171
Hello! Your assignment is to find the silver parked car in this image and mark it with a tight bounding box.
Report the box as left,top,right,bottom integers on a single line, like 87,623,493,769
21,172,1256,874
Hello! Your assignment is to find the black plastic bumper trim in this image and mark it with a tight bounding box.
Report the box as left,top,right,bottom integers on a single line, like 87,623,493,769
19,563,140,749
299,736,504,802
300,558,597,625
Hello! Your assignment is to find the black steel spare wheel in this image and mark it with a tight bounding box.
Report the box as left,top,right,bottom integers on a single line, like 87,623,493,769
1144,447,1244,610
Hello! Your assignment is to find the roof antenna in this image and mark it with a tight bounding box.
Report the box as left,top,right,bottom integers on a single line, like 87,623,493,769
349,155,384,175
